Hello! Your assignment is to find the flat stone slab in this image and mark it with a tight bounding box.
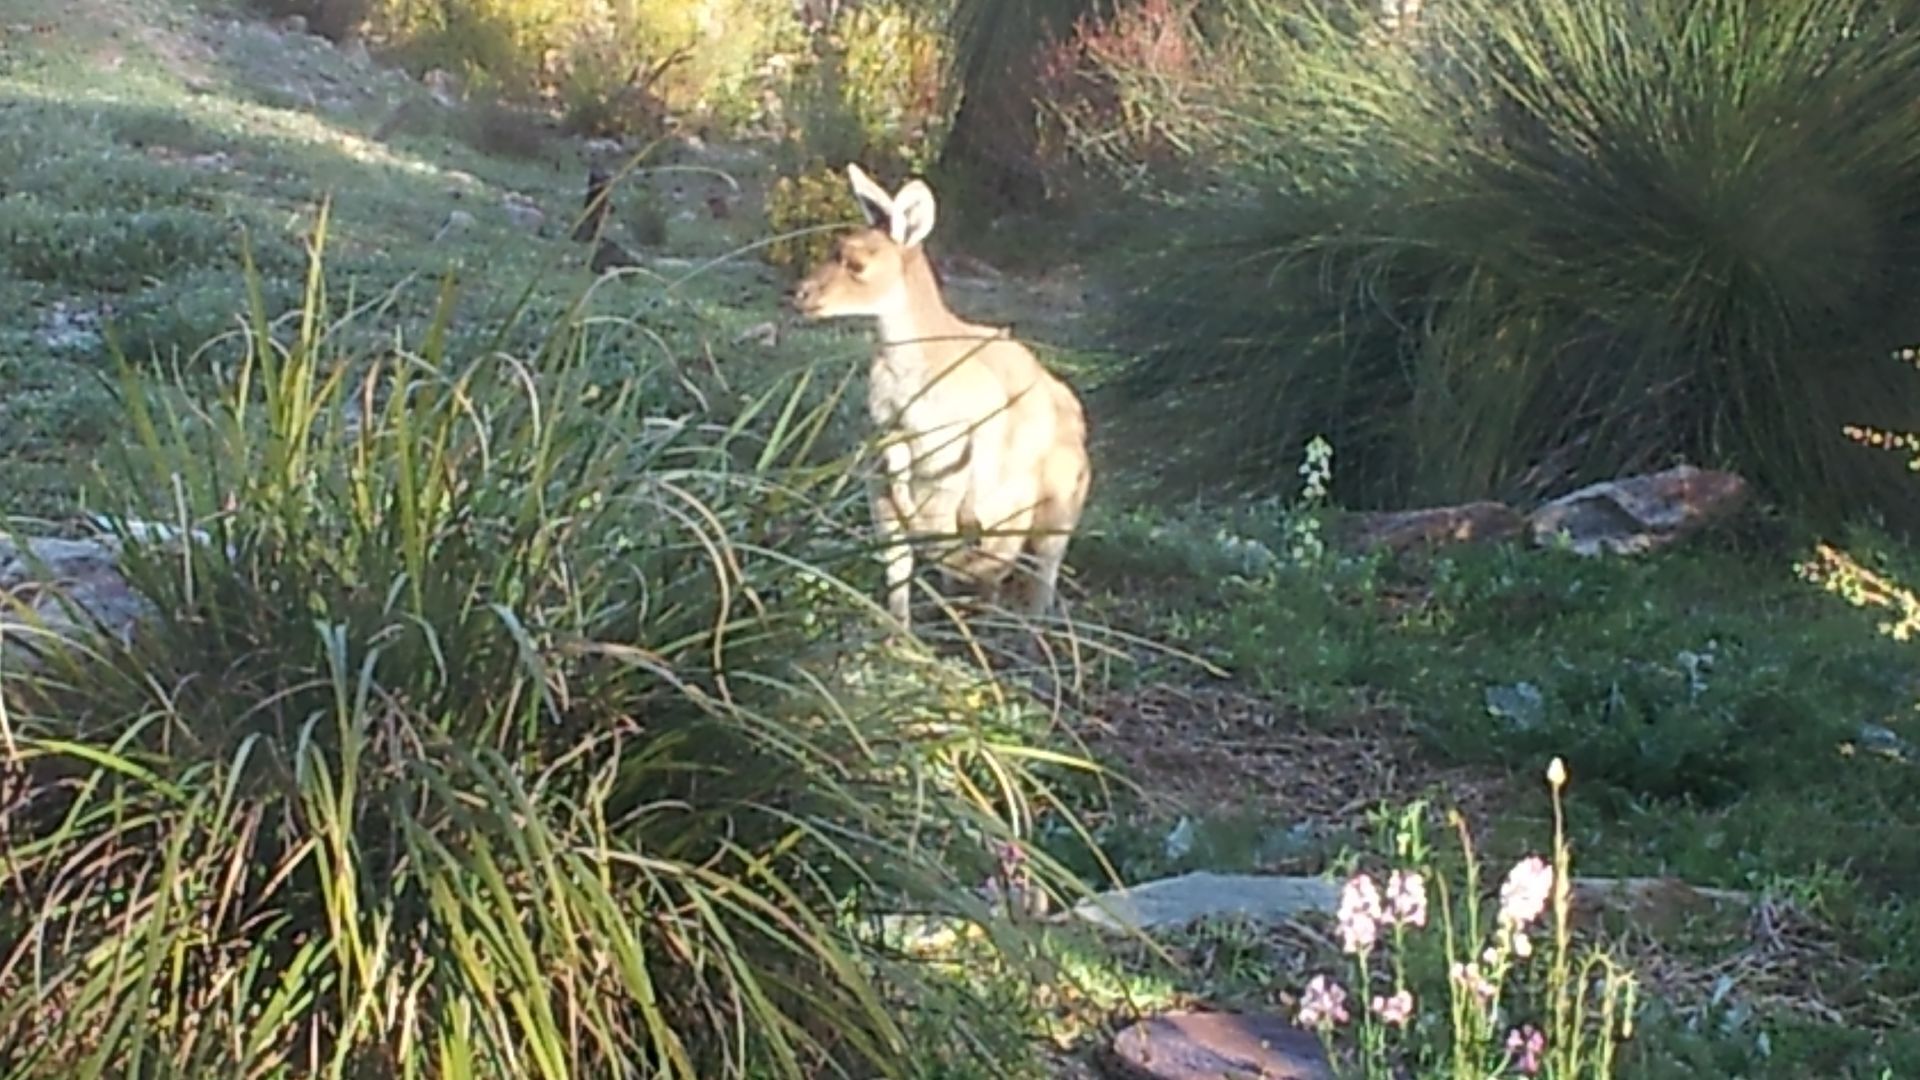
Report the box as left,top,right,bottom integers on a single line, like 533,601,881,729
1062,870,1751,938
1105,1011,1333,1080
1,534,150,670
1065,872,1338,933
1,520,223,672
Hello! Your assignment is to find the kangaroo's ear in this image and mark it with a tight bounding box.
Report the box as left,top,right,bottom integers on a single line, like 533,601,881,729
845,163,895,229
889,179,937,248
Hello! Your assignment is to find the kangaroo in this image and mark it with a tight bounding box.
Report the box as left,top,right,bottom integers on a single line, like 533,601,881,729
788,164,1092,630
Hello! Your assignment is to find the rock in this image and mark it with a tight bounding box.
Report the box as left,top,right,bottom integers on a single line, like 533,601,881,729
733,321,779,348
38,300,104,352
86,516,217,551
2,521,230,671
432,209,476,243
1065,870,1750,939
705,193,731,219
1104,1011,1334,1080
1484,680,1546,731
3,537,115,579
1856,721,1915,763
277,13,308,36
502,194,545,232
1064,872,1337,934
1528,465,1748,556
421,68,462,109
1341,500,1527,554
340,38,371,68
1,535,151,670
583,137,623,158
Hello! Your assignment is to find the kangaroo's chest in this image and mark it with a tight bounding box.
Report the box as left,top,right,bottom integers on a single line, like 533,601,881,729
869,350,992,482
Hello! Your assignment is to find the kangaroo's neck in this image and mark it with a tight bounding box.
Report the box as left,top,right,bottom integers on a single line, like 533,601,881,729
874,248,976,356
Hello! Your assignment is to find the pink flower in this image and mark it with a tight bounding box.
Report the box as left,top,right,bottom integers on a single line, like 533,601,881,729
1506,1024,1546,1074
1498,856,1554,929
1337,873,1384,955
1296,975,1350,1029
1370,989,1415,1027
1385,869,1428,928
1450,960,1497,1003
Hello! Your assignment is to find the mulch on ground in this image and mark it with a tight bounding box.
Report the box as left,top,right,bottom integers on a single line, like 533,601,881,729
1078,680,1517,847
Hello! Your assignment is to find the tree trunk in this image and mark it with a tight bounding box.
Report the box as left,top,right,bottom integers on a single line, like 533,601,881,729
939,0,1099,214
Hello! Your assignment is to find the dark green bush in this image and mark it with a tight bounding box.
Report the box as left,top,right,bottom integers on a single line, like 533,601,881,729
1103,0,1920,526
0,200,240,291
106,268,302,366
6,146,205,206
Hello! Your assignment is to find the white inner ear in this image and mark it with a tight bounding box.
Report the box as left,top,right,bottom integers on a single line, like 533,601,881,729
845,163,896,230
890,180,937,249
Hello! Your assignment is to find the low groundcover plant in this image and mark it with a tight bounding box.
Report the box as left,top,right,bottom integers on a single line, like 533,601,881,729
1294,759,1638,1078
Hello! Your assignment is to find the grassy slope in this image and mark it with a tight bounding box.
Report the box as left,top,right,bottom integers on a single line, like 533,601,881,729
0,0,844,516
1,0,1918,1075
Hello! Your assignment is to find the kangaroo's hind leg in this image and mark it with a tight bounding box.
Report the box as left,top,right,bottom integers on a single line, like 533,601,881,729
1012,449,1091,618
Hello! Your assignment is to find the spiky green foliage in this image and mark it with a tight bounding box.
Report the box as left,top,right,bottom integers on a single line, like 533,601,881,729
1102,0,1920,523
0,210,1106,1079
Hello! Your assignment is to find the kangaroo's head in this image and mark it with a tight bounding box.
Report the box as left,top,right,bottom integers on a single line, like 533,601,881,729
789,163,939,321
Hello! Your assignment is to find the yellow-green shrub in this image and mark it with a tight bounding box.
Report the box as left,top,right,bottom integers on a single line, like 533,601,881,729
553,21,680,139
367,0,796,132
764,162,861,276
837,5,954,174
780,4,956,176
761,5,955,277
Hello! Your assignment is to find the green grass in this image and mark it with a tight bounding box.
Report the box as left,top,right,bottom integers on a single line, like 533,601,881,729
4,0,1920,1076
1059,497,1920,1075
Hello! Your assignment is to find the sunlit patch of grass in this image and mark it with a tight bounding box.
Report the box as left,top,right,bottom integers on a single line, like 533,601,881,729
0,0,810,513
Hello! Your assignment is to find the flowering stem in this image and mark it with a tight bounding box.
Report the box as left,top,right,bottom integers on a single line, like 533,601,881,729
1549,761,1574,1075
1355,950,1379,1076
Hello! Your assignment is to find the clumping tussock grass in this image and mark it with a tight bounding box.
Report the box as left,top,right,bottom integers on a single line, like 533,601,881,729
0,203,1115,1079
